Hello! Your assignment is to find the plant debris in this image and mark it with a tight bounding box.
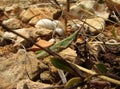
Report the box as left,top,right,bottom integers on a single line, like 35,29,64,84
0,0,120,89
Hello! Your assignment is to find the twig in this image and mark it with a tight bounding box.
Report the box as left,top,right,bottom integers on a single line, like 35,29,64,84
89,41,120,45
66,0,70,12
68,61,120,85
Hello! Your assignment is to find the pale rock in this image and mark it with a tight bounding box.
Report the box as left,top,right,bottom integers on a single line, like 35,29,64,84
35,28,53,36
84,17,105,35
20,7,42,22
20,7,53,23
71,17,105,35
5,4,22,17
0,50,42,89
29,7,54,25
2,18,21,29
94,3,109,19
0,29,4,37
0,6,4,11
70,0,109,19
112,0,120,4
59,48,77,61
17,79,51,89
105,0,120,12
95,11,109,19
78,0,96,10
40,71,53,83
29,15,43,25
14,27,38,47
2,27,53,47
5,4,19,12
2,27,38,47
3,32,17,40
70,0,96,19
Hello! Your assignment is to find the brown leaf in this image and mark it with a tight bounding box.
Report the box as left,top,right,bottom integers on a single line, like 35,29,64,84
29,39,54,51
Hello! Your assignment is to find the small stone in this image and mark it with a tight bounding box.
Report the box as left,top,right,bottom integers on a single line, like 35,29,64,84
20,7,42,22
69,0,96,19
40,71,53,83
2,18,21,29
105,0,120,12
5,4,22,17
3,32,17,40
29,15,43,25
72,17,105,35
35,28,53,36
59,48,77,62
14,27,38,47
85,17,105,35
17,79,51,89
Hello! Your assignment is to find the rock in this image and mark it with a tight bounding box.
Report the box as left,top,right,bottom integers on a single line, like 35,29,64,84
28,6,54,25
20,7,53,23
14,28,34,47
0,6,4,12
40,71,53,83
71,17,105,35
29,15,43,25
3,31,17,40
0,49,42,89
105,0,120,12
2,18,21,29
17,79,52,89
84,17,105,35
5,4,22,17
5,4,19,12
20,7,41,22
2,27,53,47
13,27,38,47
35,28,53,36
69,0,109,19
59,48,77,62
70,0,96,19
94,3,109,19
43,57,58,73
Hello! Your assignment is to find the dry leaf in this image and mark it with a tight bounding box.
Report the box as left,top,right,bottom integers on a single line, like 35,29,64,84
29,39,54,51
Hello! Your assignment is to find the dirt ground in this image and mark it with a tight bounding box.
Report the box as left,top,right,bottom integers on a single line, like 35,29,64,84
0,0,120,89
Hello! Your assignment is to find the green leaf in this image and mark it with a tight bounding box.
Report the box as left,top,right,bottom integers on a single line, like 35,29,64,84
51,58,73,72
65,77,81,88
36,30,79,58
95,63,108,74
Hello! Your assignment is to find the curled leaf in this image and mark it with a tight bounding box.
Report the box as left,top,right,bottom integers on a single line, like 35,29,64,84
65,77,81,88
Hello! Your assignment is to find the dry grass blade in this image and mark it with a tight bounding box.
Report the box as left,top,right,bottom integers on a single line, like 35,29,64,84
68,62,120,85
